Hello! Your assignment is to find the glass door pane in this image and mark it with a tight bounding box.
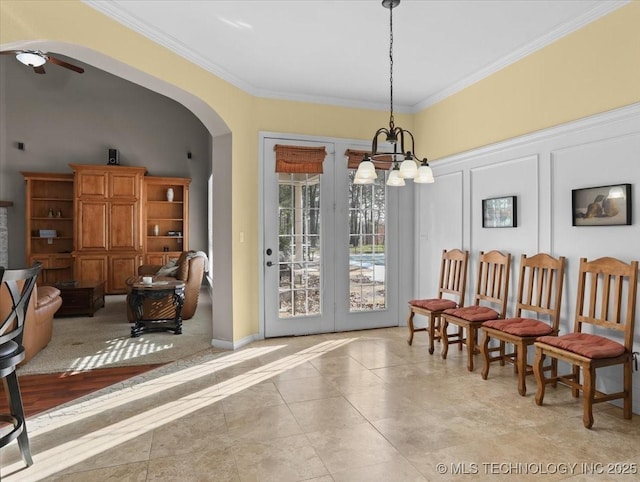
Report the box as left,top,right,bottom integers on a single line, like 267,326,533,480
348,171,387,312
278,174,321,318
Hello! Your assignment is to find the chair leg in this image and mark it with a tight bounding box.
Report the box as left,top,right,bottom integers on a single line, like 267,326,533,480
516,341,528,396
533,347,546,406
571,364,581,398
582,364,595,429
4,372,33,466
428,314,436,355
624,358,632,420
441,318,449,360
407,309,415,346
466,327,476,372
480,330,491,380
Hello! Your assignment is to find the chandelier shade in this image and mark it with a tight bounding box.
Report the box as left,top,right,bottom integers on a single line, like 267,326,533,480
353,0,434,187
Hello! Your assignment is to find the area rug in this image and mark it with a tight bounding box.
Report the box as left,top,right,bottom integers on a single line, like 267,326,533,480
18,289,219,375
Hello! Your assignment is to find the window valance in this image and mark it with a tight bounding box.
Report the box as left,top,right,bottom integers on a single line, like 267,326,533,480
275,145,327,174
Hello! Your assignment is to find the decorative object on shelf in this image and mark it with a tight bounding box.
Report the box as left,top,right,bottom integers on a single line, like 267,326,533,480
353,0,434,187
108,148,120,165
39,229,57,238
153,224,160,236
572,183,632,226
48,208,54,218
56,209,62,218
482,196,517,228
166,188,174,202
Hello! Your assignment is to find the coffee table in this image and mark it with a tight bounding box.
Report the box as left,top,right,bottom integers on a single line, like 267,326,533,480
128,279,185,337
54,280,105,317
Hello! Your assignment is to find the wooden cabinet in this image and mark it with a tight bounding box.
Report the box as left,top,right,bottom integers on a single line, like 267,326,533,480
24,167,190,293
22,172,75,285
143,177,190,265
71,164,147,294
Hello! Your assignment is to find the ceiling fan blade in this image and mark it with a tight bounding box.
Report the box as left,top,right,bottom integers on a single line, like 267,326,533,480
0,50,22,55
48,55,84,74
34,65,46,74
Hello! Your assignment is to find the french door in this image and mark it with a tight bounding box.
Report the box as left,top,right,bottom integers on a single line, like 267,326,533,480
262,136,399,338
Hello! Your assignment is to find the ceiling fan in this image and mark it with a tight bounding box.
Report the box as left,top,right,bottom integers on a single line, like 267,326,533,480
0,49,84,74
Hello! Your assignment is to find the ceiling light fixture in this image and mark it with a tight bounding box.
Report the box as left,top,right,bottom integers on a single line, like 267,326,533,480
354,0,434,186
16,50,47,68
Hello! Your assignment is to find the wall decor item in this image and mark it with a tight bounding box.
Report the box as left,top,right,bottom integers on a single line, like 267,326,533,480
572,183,632,226
482,196,517,228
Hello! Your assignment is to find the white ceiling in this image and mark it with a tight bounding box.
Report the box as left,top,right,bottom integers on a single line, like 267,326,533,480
84,0,622,113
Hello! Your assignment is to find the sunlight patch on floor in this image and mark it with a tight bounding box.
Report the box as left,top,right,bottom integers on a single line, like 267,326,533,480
27,345,287,438
68,336,177,373
3,338,356,481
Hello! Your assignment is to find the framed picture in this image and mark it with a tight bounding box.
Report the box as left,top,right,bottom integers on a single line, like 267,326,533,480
572,183,632,226
482,196,517,228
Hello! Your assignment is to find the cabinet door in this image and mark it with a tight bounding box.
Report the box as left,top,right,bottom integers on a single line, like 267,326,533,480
110,173,139,199
110,202,138,250
77,173,107,199
109,254,140,293
75,255,107,284
145,253,167,265
77,202,107,250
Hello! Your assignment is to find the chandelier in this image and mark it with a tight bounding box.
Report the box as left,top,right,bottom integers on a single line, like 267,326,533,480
354,0,434,187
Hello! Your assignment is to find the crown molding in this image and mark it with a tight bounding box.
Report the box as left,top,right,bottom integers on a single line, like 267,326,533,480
84,0,627,114
412,0,629,113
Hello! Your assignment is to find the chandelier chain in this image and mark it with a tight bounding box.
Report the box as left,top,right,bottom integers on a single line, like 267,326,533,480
389,2,394,128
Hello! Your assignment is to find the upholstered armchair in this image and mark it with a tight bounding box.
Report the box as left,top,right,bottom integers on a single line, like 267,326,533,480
126,251,206,322
0,283,62,365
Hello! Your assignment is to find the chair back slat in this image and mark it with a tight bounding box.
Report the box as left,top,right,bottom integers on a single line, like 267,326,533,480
438,249,469,306
515,254,565,325
575,257,638,349
474,250,511,317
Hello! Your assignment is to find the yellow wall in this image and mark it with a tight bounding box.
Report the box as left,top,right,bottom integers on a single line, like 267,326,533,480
416,1,640,160
2,0,639,341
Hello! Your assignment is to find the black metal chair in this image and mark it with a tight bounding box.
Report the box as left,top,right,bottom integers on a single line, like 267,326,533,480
0,262,41,468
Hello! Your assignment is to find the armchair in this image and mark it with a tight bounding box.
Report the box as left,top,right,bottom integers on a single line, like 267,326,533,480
0,282,62,365
126,251,206,322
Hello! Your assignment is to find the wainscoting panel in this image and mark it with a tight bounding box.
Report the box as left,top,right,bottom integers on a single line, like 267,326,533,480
419,103,640,413
415,170,464,300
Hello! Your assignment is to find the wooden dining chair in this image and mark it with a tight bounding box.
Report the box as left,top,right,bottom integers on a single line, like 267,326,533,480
533,257,638,429
480,253,566,395
407,248,469,354
440,250,511,371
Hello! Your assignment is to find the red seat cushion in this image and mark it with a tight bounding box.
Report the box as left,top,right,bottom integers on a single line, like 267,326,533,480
484,317,554,337
409,298,457,311
443,306,499,322
536,333,625,359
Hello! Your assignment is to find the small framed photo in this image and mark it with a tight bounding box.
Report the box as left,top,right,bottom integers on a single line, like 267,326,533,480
482,196,517,228
572,183,632,226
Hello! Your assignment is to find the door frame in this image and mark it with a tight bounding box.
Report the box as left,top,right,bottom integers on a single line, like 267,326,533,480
258,131,416,339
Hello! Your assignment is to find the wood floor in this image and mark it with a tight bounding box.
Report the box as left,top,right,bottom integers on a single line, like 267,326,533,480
0,364,164,418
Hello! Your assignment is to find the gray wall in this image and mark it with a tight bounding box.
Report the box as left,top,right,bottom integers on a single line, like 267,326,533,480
0,54,211,268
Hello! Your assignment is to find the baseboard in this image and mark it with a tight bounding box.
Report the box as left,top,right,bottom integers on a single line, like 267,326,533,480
211,332,262,350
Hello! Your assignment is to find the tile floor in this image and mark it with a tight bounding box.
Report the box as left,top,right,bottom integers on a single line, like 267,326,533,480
2,327,639,481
